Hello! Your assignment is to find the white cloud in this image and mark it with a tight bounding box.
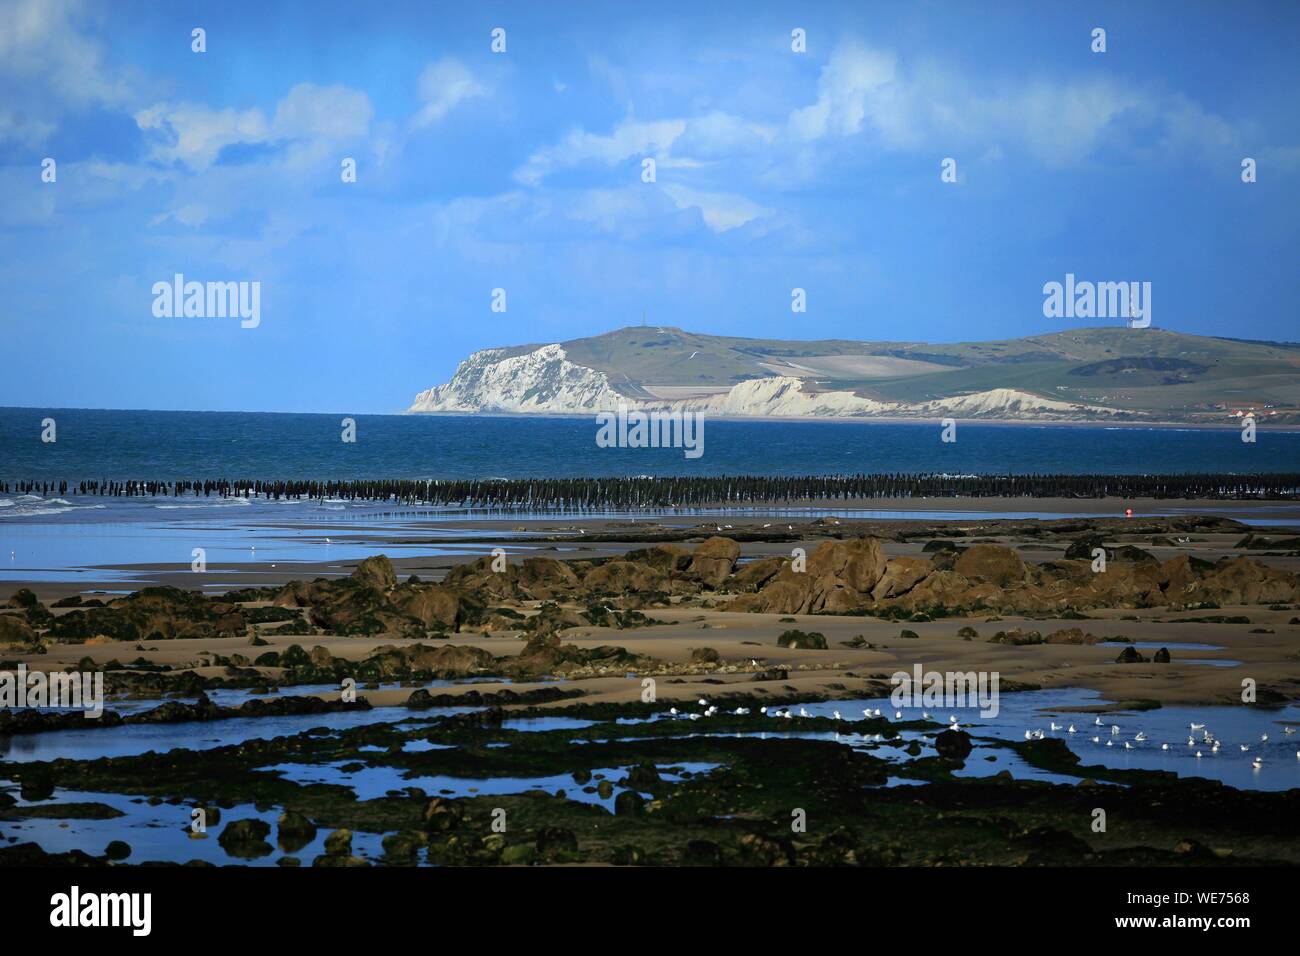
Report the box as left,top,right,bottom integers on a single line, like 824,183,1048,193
411,59,486,129
135,83,373,170
515,118,686,186
788,43,897,141
661,184,771,233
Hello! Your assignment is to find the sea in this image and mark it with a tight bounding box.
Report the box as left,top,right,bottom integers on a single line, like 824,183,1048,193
0,406,1297,578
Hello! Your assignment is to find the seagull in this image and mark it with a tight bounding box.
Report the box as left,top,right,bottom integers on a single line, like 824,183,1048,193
1187,737,1195,747
1195,750,1203,758
949,715,959,724
1110,725,1120,736
698,698,708,707
1252,757,1263,770
759,706,768,715
1190,723,1205,730
922,711,931,720
1161,743,1169,750
832,710,842,721
895,711,903,720
1135,732,1147,742
1050,722,1062,731
1067,725,1077,734
1261,733,1269,742
799,707,810,718
669,707,678,716
1092,736,1101,743
1124,742,1133,750
1106,740,1113,747
949,720,960,731
1240,744,1250,752
1094,717,1104,727
1284,726,1296,735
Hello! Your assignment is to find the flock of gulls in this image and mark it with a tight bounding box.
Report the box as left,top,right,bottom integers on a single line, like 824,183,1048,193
1029,715,1300,772
665,699,1300,773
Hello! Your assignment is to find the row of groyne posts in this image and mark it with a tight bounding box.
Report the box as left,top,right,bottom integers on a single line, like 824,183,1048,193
3,474,1300,508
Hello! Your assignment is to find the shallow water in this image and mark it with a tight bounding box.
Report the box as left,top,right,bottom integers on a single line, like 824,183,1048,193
784,689,1300,791
260,760,719,810
0,787,387,866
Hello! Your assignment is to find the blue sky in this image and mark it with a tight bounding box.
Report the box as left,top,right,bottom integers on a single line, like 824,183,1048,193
1,0,1297,413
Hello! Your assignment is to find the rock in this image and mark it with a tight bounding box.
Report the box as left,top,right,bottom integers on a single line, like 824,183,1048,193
1153,646,1171,663
596,780,614,800
0,615,39,646
687,537,741,588
730,537,885,615
776,629,827,650
625,764,661,789
689,646,721,663
104,840,131,861
382,830,427,863
218,819,273,858
6,588,38,608
501,844,536,865
277,810,317,852
683,840,723,865
423,797,465,831
611,845,646,866
1044,627,1101,645
351,555,397,591
871,557,933,600
953,544,1027,588
727,556,785,592
323,828,353,856
1115,646,1150,663
614,791,645,816
935,729,973,759
535,827,578,862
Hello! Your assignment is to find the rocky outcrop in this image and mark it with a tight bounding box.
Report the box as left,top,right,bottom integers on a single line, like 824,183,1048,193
729,536,1300,617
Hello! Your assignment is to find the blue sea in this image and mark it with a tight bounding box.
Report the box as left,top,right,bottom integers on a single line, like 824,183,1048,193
1,407,1297,579
2,406,1297,482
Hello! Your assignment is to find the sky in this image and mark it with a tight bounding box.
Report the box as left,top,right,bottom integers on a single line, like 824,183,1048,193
0,0,1297,413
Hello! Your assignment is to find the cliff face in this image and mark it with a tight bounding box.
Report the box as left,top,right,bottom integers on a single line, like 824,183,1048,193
409,344,624,413
408,342,1120,420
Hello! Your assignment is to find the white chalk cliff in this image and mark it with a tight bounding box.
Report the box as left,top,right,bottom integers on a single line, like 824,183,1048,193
409,343,1120,420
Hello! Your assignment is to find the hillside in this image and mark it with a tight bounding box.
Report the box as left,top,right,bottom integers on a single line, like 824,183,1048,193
409,327,1300,424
